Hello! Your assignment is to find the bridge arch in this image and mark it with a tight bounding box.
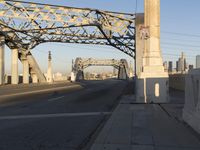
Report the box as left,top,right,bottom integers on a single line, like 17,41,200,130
72,58,129,81
0,0,135,85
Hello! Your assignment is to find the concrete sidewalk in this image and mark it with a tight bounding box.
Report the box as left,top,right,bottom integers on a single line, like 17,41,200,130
90,96,200,150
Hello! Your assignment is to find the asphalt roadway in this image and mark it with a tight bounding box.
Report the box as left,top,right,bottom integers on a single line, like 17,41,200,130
0,79,129,150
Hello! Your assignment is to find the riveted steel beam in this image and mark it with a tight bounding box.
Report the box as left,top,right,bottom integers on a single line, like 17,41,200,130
0,0,135,57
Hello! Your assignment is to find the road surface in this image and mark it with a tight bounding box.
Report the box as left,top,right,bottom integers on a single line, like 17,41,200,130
0,79,129,150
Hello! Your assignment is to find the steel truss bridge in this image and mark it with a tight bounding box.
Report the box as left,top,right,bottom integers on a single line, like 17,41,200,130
73,58,129,80
74,58,129,70
0,0,135,57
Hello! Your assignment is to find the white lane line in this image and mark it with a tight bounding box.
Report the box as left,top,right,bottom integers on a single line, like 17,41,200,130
0,84,82,98
0,112,112,120
48,96,65,102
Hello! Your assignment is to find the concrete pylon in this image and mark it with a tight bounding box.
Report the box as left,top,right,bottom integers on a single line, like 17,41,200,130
47,51,53,83
0,36,5,85
118,66,127,80
11,49,19,84
136,0,169,103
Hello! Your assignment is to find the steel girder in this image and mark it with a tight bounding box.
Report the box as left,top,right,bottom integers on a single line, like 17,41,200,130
0,0,135,57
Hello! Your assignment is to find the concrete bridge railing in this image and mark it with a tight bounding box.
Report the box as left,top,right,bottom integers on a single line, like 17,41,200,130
169,74,185,91
183,69,200,134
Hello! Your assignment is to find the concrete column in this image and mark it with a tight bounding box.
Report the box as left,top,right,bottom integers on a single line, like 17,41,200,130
0,36,5,85
11,49,19,84
23,57,29,84
32,74,38,83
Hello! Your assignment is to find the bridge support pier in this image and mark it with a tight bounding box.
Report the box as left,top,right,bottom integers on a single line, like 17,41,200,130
11,49,19,84
32,74,38,83
22,55,29,84
0,36,5,85
118,67,127,80
136,0,168,103
75,70,84,81
118,59,128,80
118,64,128,80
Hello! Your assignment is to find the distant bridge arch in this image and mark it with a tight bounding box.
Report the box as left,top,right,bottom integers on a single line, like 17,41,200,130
73,58,129,81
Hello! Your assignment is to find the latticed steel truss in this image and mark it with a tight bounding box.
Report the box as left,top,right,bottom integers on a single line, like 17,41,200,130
74,58,126,71
0,0,135,57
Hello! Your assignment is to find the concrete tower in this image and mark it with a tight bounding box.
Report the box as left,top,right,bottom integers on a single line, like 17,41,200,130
177,52,186,72
47,51,53,83
136,0,169,103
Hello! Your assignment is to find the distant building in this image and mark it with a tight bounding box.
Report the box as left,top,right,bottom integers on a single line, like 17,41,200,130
177,52,186,73
176,61,179,72
168,61,173,73
196,55,200,68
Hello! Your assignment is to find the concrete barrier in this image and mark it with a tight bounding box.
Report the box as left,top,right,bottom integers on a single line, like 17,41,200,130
169,74,185,91
183,69,200,134
4,75,31,84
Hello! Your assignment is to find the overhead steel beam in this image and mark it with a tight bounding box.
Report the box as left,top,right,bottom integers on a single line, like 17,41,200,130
0,0,135,57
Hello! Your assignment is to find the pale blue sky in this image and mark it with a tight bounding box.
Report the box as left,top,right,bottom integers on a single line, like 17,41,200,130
4,0,200,74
